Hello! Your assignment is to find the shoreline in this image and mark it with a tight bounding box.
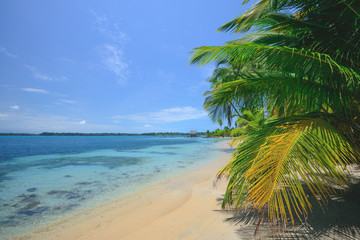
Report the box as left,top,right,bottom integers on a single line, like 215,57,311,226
10,141,360,240
15,141,240,240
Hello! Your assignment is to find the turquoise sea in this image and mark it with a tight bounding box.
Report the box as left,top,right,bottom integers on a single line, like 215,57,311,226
0,136,226,239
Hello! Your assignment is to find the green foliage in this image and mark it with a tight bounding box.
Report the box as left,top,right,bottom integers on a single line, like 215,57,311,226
231,108,273,146
230,127,242,137
190,0,360,233
206,127,234,137
203,64,243,127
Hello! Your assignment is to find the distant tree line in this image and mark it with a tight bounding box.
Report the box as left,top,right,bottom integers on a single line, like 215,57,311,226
205,126,241,137
0,132,208,137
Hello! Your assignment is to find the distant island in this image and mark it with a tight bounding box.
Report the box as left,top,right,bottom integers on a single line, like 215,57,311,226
0,132,207,137
0,127,238,137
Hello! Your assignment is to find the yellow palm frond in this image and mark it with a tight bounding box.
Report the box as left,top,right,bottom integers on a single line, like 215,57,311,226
220,118,358,227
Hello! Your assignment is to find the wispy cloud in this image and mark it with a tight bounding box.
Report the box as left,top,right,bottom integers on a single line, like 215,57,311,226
0,113,125,133
100,44,129,84
90,9,108,25
21,88,68,99
0,46,17,58
10,105,20,110
24,65,68,81
115,106,207,123
89,10,129,43
59,99,78,104
21,88,49,94
90,9,130,84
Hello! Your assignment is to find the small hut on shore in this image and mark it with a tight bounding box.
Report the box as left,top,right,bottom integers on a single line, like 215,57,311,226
189,130,198,137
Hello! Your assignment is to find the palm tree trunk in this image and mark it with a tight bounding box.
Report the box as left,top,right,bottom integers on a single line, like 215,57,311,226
229,101,242,118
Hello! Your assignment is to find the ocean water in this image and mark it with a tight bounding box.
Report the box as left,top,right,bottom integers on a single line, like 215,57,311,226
0,136,226,239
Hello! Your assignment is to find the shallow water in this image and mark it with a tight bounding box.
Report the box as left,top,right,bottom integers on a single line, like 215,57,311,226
0,136,226,239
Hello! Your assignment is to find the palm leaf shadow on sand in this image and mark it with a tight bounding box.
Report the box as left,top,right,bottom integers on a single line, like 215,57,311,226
215,170,360,239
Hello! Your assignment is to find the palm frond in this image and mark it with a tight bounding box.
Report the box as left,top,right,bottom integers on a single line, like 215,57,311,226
193,0,360,234
217,0,288,33
190,43,360,93
220,117,359,226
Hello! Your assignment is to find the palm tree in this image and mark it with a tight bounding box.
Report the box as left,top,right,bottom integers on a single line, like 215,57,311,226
203,62,266,127
203,64,241,127
231,108,273,146
190,0,360,233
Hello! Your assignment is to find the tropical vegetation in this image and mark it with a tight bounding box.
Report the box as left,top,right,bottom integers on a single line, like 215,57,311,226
205,127,233,137
190,0,360,233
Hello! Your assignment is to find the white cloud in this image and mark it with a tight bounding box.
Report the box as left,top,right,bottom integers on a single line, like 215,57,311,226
79,120,86,124
25,65,68,81
100,44,129,84
0,113,183,133
0,46,16,58
10,105,20,110
115,106,207,123
59,99,77,104
90,10,130,84
0,113,126,133
22,88,49,94
89,9,108,25
89,10,129,43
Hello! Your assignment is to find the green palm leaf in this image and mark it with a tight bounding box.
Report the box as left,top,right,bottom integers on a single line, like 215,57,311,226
192,0,360,234
190,43,360,92
219,117,358,226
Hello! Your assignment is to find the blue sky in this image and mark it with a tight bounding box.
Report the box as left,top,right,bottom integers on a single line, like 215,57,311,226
0,0,249,133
